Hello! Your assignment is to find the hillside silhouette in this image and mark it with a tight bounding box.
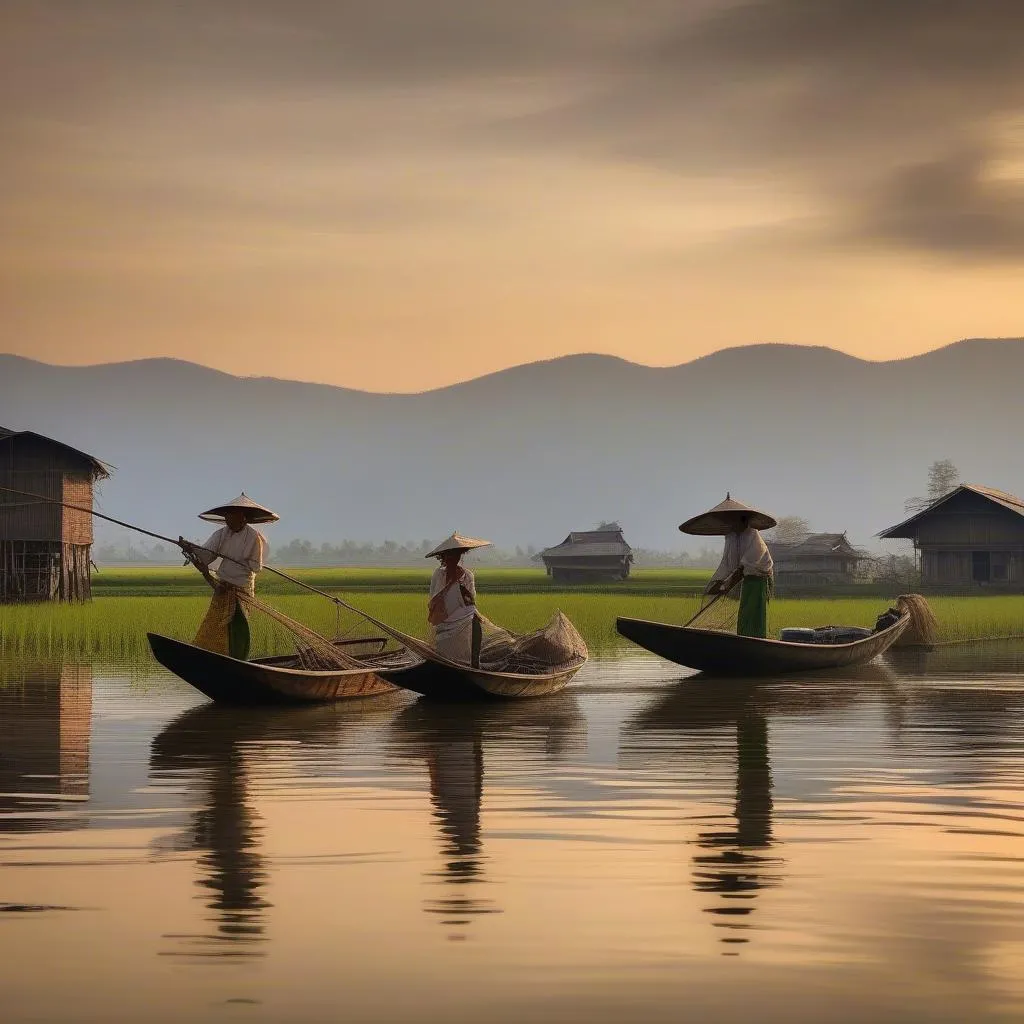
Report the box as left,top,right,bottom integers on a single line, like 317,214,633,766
0,339,1020,552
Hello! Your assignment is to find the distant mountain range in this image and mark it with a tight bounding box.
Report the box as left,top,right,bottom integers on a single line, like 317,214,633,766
0,338,1020,553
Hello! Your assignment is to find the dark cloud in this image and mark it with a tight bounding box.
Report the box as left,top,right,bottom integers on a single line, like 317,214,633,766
2,1,1024,260
480,1,1024,259
843,143,1024,259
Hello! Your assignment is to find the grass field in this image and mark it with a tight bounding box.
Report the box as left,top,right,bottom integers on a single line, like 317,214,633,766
2,588,1023,666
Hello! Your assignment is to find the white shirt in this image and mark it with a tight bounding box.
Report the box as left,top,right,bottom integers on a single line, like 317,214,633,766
711,527,773,582
429,566,477,624
194,524,266,591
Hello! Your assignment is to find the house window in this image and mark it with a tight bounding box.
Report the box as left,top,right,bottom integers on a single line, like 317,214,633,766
991,552,1010,582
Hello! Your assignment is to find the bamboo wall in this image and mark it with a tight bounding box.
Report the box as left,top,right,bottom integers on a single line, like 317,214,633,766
62,475,94,545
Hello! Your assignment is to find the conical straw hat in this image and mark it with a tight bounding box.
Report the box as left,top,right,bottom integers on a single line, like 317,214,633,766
679,493,777,536
425,532,492,558
198,492,280,525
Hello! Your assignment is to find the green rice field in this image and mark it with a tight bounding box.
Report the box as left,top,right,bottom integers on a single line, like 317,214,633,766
1,584,1022,666
89,565,715,596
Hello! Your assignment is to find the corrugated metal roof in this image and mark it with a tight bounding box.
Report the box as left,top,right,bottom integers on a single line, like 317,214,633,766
878,484,1024,539
0,430,112,479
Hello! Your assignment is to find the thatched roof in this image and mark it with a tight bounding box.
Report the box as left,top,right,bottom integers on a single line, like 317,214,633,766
878,484,1024,540
539,528,632,560
768,532,866,561
0,427,112,480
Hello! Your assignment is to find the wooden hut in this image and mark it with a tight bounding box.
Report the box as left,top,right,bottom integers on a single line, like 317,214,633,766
767,532,866,591
0,427,110,602
538,526,633,584
878,484,1024,590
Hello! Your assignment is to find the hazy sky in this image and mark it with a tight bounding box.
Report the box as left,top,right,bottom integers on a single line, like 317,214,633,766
2,1,1023,391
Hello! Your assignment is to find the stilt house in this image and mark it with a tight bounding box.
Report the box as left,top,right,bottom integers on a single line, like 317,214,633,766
0,428,110,602
538,525,633,583
878,484,1024,590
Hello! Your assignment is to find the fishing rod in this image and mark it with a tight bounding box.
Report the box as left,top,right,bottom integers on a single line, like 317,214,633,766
0,481,319,581
0,482,413,641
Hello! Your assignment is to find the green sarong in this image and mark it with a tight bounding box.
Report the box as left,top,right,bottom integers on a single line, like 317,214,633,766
737,575,770,639
228,603,251,661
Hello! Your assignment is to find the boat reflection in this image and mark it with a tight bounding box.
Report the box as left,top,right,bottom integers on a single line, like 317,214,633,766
149,695,404,960
621,679,865,953
885,637,1024,679
689,709,780,951
0,660,92,833
389,696,585,940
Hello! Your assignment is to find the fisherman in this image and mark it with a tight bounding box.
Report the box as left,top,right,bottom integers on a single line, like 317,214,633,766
680,494,776,639
178,493,279,660
425,532,492,666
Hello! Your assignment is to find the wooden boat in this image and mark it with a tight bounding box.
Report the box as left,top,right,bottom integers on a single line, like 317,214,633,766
376,630,587,700
614,613,910,677
147,632,422,705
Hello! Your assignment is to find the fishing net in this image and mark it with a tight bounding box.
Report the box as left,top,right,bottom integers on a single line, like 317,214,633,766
686,579,743,633
183,545,406,671
475,611,589,674
234,591,368,670
231,590,408,672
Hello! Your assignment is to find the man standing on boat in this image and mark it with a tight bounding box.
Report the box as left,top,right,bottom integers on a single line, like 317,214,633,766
680,494,776,639
178,493,279,661
426,533,492,667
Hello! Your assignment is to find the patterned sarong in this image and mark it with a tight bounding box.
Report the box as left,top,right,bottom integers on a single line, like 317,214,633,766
193,586,251,660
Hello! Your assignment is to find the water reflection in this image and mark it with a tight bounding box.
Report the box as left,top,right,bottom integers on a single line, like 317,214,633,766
625,683,786,952
150,705,272,960
886,638,1024,679
390,696,586,940
0,661,92,833
148,697,405,961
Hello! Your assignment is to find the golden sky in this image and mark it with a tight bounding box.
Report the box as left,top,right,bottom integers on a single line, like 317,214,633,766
2,1,1023,392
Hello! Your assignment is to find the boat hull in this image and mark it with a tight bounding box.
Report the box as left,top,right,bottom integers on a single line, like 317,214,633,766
615,615,910,677
147,633,417,705
378,650,585,700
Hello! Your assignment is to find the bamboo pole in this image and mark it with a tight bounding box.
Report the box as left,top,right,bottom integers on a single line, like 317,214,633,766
0,481,416,643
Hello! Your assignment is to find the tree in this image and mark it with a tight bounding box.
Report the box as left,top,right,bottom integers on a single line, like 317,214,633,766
763,515,810,546
595,520,621,531
905,460,960,513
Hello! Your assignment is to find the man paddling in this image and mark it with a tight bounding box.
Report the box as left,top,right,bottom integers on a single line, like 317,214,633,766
680,494,776,639
179,493,278,660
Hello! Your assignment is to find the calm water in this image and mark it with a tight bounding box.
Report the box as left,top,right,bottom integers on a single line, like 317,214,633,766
3,644,1024,1023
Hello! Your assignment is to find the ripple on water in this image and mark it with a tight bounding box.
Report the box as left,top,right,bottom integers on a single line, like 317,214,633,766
1,648,1024,1022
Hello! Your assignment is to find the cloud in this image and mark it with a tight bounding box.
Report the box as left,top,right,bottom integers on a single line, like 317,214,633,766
477,1,1024,260
3,0,1024,281
842,142,1024,259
